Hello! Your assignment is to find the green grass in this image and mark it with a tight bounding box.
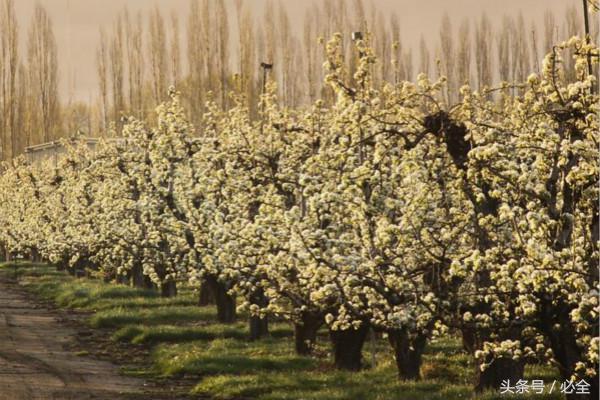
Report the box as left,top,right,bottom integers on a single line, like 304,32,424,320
113,322,293,345
153,337,318,377
0,262,564,400
89,305,216,328
194,369,471,400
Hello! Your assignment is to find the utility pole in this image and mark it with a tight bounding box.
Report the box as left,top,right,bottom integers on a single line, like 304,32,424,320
260,62,273,99
260,62,273,136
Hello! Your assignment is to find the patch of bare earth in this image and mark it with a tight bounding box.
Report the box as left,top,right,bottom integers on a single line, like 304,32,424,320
0,277,192,400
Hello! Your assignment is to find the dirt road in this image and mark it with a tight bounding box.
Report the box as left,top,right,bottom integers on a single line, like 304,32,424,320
0,277,146,400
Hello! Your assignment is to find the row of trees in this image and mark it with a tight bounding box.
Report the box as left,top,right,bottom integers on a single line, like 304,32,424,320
1,0,597,160
0,33,597,398
0,0,61,160
98,0,599,128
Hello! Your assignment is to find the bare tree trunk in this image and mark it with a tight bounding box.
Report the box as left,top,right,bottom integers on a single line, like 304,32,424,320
198,279,215,305
539,297,598,400
27,3,59,144
388,329,428,380
248,287,269,340
329,323,369,371
206,275,236,323
462,322,525,392
294,310,323,355
0,0,19,160
131,261,154,290
474,356,525,393
148,6,168,105
96,29,109,131
29,248,40,263
160,280,177,298
116,273,129,285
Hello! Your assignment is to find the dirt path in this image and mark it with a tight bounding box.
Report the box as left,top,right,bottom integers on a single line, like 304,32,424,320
0,277,149,400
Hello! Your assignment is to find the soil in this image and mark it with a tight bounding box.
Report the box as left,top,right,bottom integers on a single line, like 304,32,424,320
0,276,194,400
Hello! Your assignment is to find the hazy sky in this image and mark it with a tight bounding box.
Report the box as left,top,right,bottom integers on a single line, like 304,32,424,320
13,0,576,101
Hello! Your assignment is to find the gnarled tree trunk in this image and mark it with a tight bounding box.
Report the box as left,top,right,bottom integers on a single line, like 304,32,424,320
474,356,525,393
329,323,369,371
463,324,525,393
198,279,215,305
131,261,154,290
294,311,323,355
160,280,178,297
248,288,269,340
388,329,428,380
30,248,41,263
207,276,236,323
116,272,129,285
539,298,598,400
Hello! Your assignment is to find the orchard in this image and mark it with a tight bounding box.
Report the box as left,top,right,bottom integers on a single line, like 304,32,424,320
0,35,597,399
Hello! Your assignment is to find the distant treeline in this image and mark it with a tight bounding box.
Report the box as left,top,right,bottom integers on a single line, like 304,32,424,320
0,0,596,160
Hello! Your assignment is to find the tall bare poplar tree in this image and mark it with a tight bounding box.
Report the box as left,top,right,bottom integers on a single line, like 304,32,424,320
543,10,557,54
474,13,493,91
389,13,402,82
170,12,181,87
531,23,540,74
262,0,276,84
234,0,256,112
303,5,321,104
439,13,455,102
419,35,431,77
278,3,294,106
497,16,511,83
16,63,28,149
124,9,144,119
202,0,216,100
389,12,412,83
403,48,413,81
96,28,109,131
109,15,125,128
148,6,168,105
0,0,19,159
187,0,204,122
456,18,472,89
375,11,390,85
215,0,229,108
514,13,530,84
28,3,59,144
563,5,582,81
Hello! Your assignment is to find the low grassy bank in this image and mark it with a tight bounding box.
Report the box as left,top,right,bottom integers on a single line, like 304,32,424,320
0,262,563,400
